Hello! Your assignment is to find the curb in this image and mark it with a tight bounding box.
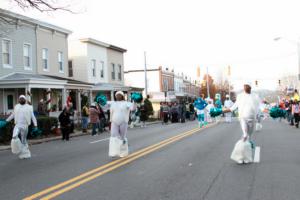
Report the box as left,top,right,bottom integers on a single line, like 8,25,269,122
133,121,162,128
0,131,89,151
0,121,162,152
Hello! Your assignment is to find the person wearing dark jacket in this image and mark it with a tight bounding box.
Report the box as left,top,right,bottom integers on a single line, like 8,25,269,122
59,107,71,141
98,105,106,133
140,103,148,127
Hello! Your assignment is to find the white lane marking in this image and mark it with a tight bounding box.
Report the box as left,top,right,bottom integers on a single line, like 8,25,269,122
90,138,110,144
254,146,260,163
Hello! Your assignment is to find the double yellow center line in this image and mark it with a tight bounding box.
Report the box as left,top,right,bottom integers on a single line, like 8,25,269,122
24,124,214,200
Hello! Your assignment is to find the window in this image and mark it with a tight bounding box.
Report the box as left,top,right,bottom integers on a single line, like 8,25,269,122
68,60,73,77
100,61,104,78
23,44,31,70
2,39,12,67
7,95,14,110
111,63,115,80
118,64,122,80
42,48,49,71
91,59,96,77
58,51,63,72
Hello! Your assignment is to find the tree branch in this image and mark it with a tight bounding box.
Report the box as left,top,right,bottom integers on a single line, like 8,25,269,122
12,0,75,13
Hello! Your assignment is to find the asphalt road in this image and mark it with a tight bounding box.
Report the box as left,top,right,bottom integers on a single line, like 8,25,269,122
1,119,300,200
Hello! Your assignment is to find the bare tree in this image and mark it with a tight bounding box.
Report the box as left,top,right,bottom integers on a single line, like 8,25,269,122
12,0,74,12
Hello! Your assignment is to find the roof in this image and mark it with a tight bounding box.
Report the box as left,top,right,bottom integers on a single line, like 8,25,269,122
44,75,94,86
0,73,93,89
0,8,72,35
79,38,127,53
0,73,67,89
128,86,144,91
79,38,110,48
0,73,61,82
93,82,131,91
124,68,160,73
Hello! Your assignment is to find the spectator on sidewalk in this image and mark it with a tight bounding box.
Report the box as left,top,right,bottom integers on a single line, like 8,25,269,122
98,104,106,133
292,100,300,128
161,102,170,124
37,99,46,116
171,103,179,123
140,102,148,127
59,106,71,141
89,103,100,136
68,103,75,133
178,102,186,123
82,103,89,133
288,99,294,125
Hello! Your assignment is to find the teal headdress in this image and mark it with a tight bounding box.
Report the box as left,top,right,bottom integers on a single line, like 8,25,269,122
94,93,107,106
131,92,143,103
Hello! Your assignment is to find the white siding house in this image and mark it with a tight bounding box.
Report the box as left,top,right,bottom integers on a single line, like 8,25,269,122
69,39,108,84
69,38,136,101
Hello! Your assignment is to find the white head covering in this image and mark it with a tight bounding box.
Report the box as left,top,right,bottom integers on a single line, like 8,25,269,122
91,102,96,107
19,95,26,100
244,81,252,87
226,94,230,98
115,91,125,97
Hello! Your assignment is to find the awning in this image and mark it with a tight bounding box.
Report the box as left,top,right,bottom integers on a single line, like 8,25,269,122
0,73,67,89
149,92,177,102
93,82,131,91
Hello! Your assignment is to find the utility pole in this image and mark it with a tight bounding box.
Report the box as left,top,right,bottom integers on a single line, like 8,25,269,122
228,65,231,98
144,51,148,97
197,66,201,96
206,66,210,99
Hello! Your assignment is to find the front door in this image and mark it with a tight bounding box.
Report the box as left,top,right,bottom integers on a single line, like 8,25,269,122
5,92,15,113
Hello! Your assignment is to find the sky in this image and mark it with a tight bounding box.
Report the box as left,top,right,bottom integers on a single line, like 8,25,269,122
1,0,300,90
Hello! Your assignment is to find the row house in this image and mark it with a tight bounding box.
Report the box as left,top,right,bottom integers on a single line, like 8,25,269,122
68,38,140,102
0,8,87,115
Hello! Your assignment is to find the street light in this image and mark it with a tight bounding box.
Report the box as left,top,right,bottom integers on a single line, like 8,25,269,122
274,37,300,80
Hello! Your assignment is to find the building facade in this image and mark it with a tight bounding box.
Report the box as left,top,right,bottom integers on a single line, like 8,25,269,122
125,66,200,117
0,9,94,115
68,38,139,101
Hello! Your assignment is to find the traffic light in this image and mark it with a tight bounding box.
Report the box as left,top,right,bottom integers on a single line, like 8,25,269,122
278,79,281,85
197,66,200,78
255,80,258,86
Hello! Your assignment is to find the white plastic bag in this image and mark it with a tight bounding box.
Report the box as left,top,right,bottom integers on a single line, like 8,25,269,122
11,137,22,154
255,123,262,132
230,139,253,163
109,137,122,157
120,139,129,157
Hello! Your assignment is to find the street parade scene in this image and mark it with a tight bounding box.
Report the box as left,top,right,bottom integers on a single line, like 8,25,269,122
1,0,300,200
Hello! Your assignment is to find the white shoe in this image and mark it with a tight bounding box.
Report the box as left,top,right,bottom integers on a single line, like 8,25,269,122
244,160,252,164
19,149,31,159
237,160,243,164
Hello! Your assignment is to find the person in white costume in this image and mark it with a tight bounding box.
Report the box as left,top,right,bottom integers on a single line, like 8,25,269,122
224,94,234,123
205,99,214,123
109,91,136,157
6,95,37,159
224,82,261,164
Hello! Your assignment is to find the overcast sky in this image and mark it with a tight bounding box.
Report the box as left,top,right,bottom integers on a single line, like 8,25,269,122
2,0,300,90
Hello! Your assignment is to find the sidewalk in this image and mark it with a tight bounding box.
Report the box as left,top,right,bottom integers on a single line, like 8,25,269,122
0,120,162,151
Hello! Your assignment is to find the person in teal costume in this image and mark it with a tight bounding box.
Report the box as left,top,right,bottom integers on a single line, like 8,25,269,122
194,97,208,128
